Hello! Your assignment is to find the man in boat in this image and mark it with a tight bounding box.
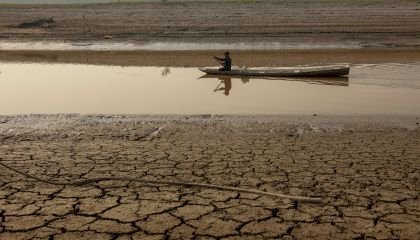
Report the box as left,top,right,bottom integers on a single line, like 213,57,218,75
214,51,232,71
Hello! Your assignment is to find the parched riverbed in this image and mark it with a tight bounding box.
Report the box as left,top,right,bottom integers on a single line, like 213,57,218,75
0,115,419,239
1,0,420,238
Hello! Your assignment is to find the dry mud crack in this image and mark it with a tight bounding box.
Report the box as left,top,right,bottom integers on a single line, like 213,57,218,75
0,115,419,239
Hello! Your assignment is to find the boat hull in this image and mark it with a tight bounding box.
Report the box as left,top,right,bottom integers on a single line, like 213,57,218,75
199,65,350,77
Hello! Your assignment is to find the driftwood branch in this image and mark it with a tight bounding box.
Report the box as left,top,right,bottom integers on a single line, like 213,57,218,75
0,160,321,203
16,18,55,28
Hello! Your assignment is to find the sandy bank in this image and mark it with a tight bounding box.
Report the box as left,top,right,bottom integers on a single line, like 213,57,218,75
2,49,420,67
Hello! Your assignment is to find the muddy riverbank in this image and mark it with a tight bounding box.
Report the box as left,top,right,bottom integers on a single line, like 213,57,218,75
2,49,420,67
0,0,420,48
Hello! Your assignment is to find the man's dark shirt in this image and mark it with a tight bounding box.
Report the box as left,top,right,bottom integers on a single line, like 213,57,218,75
216,56,232,71
223,56,232,71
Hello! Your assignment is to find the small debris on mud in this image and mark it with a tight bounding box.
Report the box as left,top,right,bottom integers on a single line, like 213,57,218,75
15,18,56,28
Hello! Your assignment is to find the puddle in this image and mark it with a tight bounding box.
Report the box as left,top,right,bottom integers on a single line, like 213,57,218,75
0,62,419,115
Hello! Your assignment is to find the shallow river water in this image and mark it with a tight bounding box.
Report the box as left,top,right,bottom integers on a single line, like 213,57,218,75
0,62,419,115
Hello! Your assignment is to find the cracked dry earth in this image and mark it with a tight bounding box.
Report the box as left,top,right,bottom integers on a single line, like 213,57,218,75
0,115,419,240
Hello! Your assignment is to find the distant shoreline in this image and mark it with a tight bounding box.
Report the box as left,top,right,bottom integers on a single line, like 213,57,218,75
0,1,419,48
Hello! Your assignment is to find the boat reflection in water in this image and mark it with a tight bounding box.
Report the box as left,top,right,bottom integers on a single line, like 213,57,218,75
200,75,349,96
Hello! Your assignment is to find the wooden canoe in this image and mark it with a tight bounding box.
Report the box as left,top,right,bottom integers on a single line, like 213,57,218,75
198,64,350,77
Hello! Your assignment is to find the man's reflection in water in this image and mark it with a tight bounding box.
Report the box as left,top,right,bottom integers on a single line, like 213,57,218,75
214,76,232,96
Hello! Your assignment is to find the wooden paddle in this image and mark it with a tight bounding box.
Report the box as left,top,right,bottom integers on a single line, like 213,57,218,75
213,81,224,92
213,56,223,66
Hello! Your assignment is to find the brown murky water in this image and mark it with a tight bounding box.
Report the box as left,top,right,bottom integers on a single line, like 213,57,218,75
0,62,419,114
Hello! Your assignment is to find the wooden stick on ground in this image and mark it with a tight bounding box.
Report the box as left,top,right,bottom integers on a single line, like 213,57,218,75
0,160,322,203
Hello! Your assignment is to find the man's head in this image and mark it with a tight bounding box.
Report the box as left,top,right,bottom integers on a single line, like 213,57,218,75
224,51,230,57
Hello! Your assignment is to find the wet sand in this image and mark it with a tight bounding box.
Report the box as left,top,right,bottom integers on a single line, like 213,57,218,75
0,0,420,48
0,115,419,239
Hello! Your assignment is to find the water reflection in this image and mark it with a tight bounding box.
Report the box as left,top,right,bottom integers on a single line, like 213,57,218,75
161,67,171,76
202,75,349,96
213,76,232,96
0,63,419,115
